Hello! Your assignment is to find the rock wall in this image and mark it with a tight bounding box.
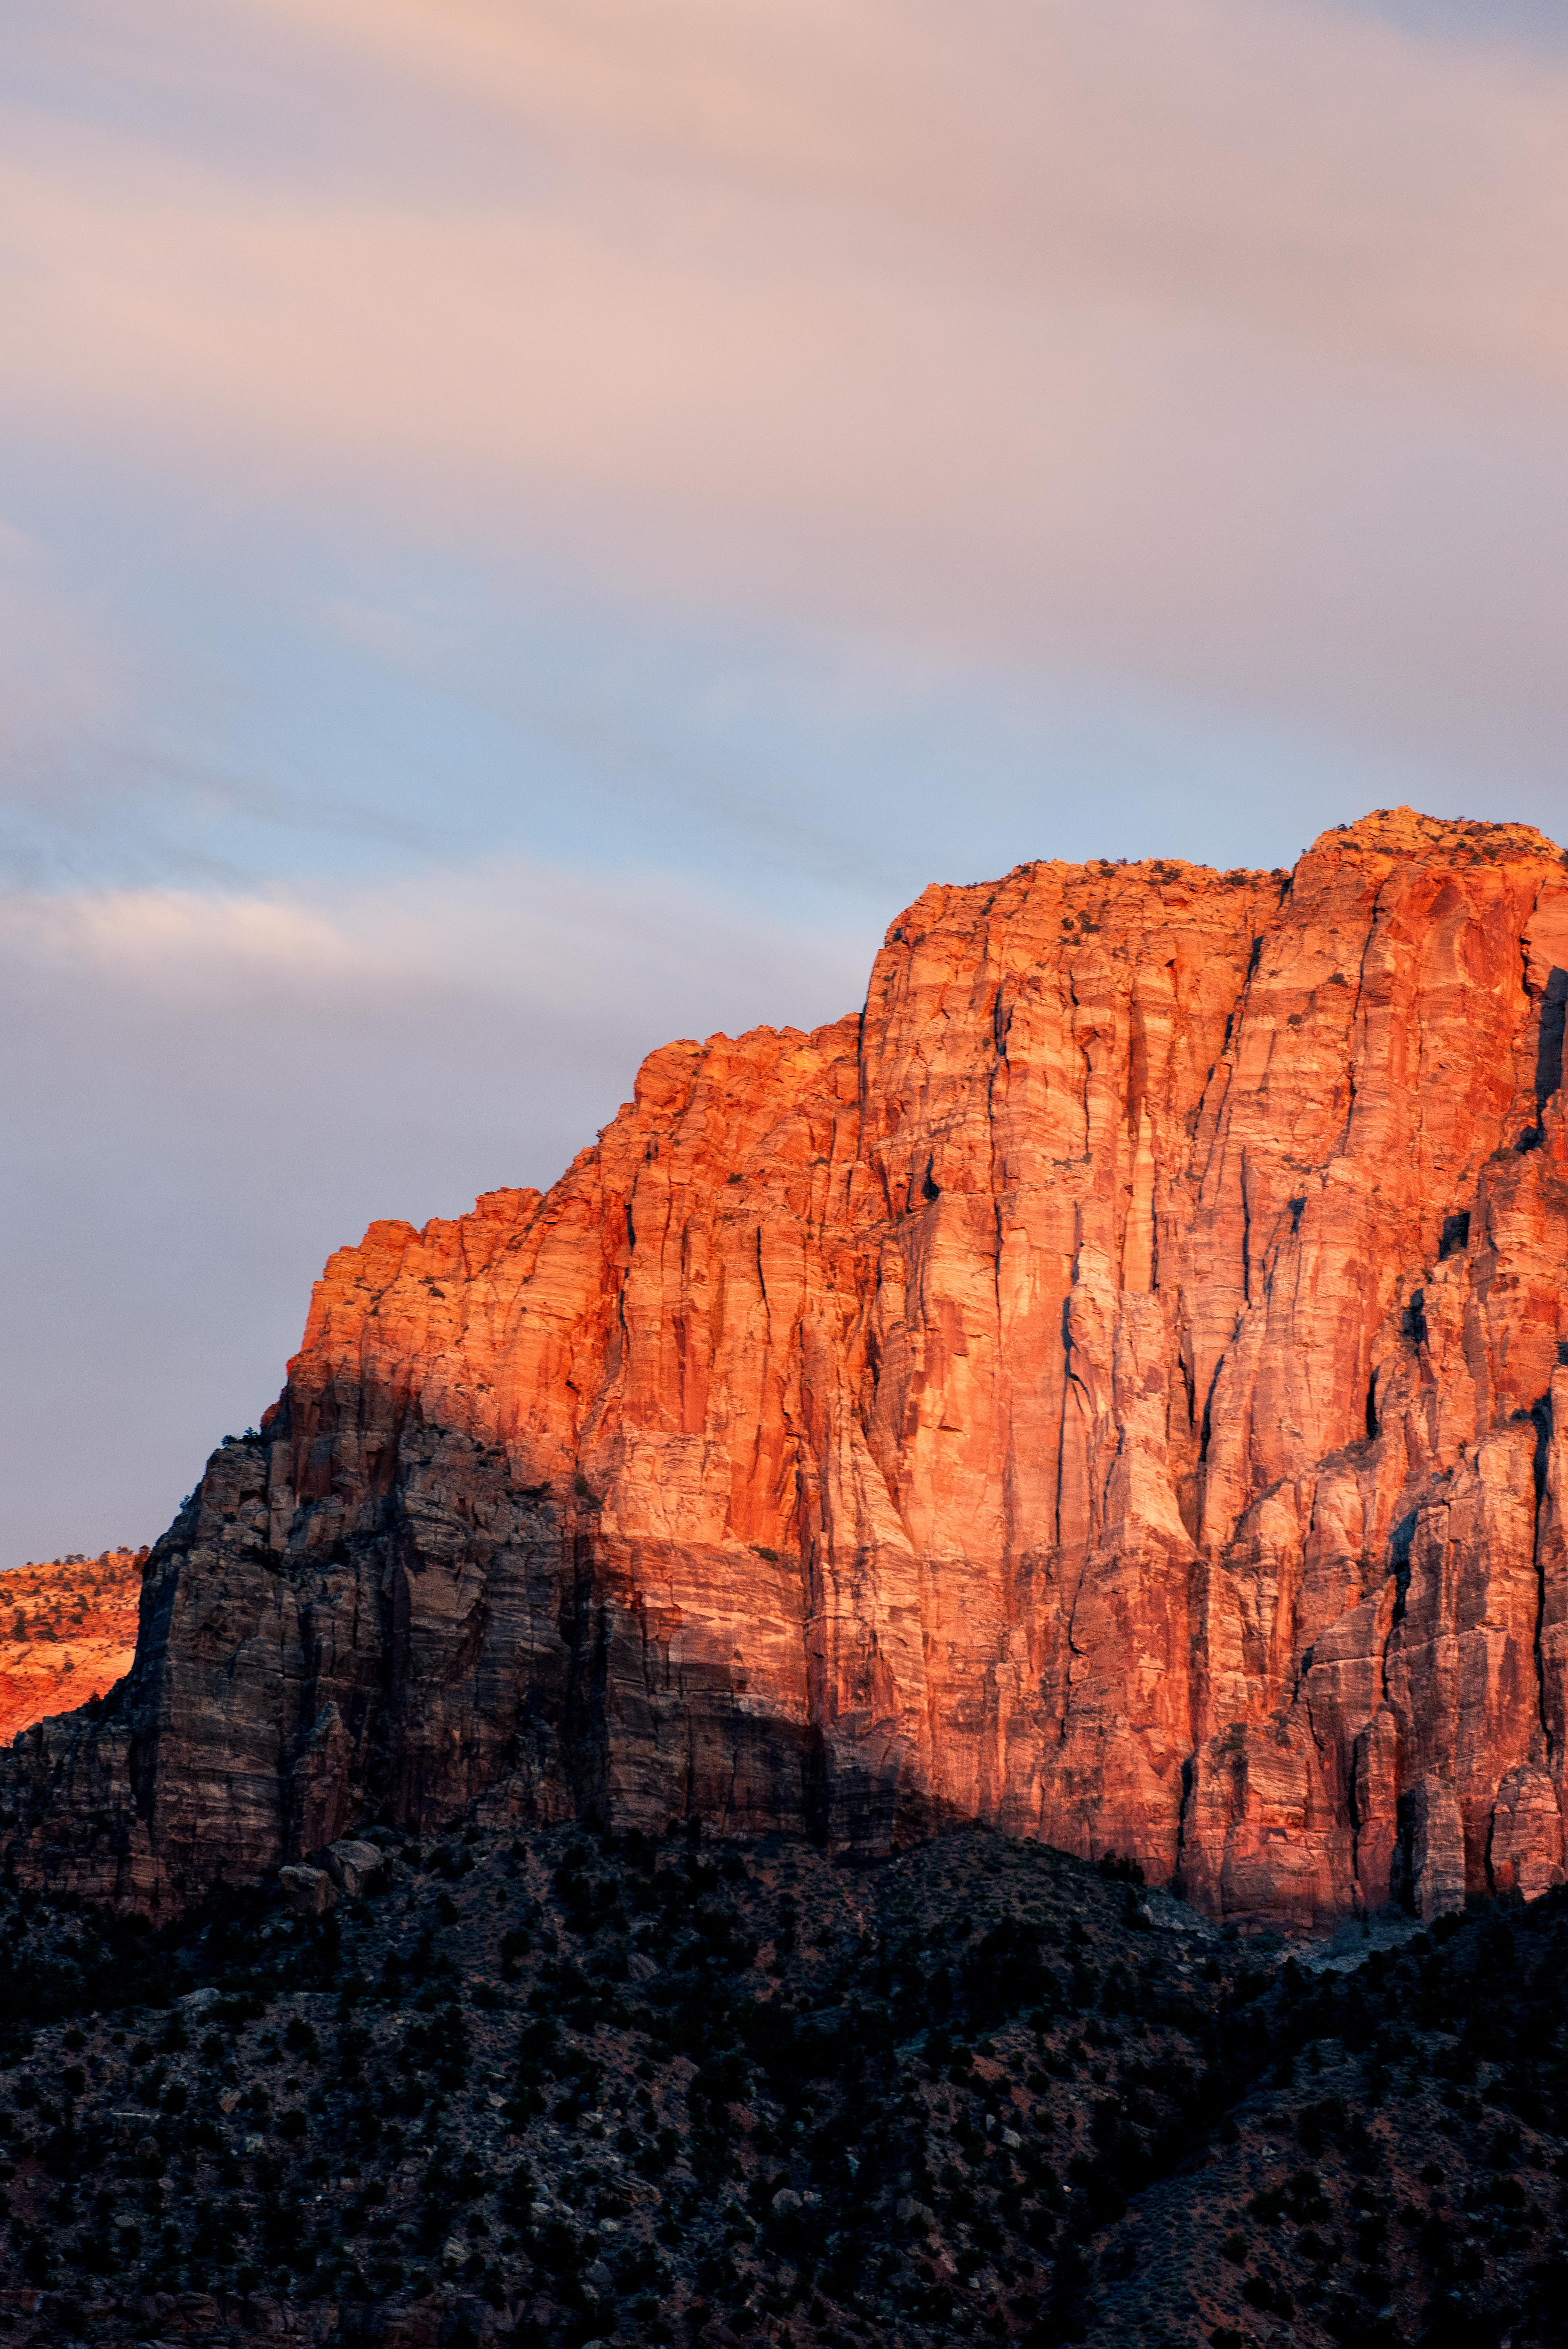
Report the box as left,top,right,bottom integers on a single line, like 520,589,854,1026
6,807,1568,1928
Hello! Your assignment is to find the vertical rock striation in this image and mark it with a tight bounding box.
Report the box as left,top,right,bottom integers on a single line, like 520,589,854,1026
6,808,1568,1927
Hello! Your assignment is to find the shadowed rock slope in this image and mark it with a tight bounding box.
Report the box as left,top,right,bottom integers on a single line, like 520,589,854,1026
6,807,1568,1928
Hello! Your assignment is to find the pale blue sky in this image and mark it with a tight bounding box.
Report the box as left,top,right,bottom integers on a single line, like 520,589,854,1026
3,0,1566,1560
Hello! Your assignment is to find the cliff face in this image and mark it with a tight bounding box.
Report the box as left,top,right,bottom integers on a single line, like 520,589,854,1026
7,807,1568,1928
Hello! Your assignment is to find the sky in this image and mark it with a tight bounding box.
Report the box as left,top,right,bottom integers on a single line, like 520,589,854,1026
3,0,1567,1563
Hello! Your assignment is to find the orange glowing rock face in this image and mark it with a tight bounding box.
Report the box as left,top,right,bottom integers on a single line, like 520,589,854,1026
0,1550,142,1744
5,808,1568,1928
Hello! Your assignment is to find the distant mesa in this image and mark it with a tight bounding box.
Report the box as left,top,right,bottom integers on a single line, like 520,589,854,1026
0,1549,143,1744
4,808,1568,1930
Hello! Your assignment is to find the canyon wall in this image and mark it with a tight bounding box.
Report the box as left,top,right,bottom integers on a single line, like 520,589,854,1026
6,807,1568,1928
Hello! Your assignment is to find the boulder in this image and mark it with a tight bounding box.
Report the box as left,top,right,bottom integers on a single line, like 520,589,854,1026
277,1864,336,1917
323,1838,386,1899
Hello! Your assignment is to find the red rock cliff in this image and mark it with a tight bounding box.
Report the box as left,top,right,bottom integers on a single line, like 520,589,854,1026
0,1551,142,1744
7,808,1568,1928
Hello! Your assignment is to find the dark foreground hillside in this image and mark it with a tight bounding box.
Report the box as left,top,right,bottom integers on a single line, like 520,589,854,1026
0,1820,1564,2349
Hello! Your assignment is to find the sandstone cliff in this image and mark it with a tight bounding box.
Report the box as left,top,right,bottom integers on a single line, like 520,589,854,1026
7,807,1568,1928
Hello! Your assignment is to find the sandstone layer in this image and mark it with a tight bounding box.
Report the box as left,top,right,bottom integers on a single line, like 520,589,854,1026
6,807,1568,1928
0,1550,142,1744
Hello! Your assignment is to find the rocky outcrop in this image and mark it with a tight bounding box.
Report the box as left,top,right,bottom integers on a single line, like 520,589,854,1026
5,808,1568,1928
0,1550,142,1745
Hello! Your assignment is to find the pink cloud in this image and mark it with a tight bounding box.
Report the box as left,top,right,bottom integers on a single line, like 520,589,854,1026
2,0,1566,760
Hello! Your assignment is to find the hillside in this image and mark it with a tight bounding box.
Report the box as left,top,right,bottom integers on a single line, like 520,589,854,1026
0,1819,1561,2348
0,1551,142,1745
